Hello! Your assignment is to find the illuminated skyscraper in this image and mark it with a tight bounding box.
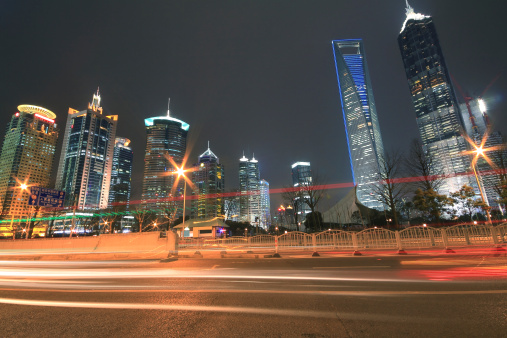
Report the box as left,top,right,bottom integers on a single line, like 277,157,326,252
398,2,471,194
141,101,189,215
332,39,385,209
0,105,58,219
239,153,261,225
291,162,312,219
259,179,271,228
192,143,225,219
108,137,133,209
56,89,118,209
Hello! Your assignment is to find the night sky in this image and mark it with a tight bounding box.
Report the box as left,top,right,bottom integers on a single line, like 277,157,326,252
1,0,506,212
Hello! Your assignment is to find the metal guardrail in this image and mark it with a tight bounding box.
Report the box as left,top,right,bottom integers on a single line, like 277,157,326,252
177,224,507,252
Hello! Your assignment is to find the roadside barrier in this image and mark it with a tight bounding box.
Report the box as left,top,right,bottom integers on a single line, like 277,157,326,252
176,224,507,254
0,232,177,259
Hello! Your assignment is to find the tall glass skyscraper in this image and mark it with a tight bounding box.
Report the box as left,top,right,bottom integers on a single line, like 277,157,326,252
259,179,271,228
141,103,189,215
56,90,118,209
291,162,312,219
0,105,58,219
398,2,471,194
192,144,225,219
108,137,133,209
239,153,261,225
332,39,385,210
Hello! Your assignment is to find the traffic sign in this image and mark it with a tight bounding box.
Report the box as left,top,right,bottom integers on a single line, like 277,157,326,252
28,187,65,208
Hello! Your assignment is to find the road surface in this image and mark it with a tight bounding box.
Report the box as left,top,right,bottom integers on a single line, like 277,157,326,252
0,252,506,337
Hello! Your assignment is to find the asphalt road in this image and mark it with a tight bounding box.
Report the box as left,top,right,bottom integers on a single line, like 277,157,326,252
0,252,506,337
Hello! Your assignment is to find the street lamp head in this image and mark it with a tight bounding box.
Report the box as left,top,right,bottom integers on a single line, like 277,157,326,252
176,167,186,177
475,146,484,156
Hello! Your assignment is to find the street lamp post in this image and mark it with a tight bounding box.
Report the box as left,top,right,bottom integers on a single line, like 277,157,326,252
11,182,29,239
176,166,188,231
182,178,187,230
462,132,502,225
471,151,492,224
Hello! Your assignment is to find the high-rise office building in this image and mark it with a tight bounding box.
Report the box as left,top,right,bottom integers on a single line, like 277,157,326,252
291,162,312,219
259,179,271,228
56,89,118,209
192,143,225,219
398,2,471,194
459,98,506,208
108,137,133,209
239,153,261,225
141,102,189,215
0,105,58,218
332,39,386,210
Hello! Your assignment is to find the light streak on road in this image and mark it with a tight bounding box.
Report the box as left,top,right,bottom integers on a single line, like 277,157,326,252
0,297,437,323
0,266,416,283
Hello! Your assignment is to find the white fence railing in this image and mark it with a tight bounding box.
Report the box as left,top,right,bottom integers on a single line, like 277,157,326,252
177,224,507,252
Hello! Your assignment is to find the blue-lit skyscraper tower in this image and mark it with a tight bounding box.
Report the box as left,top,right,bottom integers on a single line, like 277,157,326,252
332,39,385,210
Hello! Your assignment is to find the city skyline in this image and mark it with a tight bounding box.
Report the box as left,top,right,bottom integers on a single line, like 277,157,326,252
1,0,506,212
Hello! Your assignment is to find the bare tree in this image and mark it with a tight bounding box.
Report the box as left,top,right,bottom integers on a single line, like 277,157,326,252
370,151,407,228
301,173,325,214
281,186,303,230
301,173,326,231
132,207,156,232
405,139,446,192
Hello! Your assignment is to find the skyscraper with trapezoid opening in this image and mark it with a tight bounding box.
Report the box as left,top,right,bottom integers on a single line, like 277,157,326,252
332,39,386,210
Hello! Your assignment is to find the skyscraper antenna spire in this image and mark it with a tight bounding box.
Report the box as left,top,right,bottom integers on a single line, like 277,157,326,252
400,0,428,33
167,98,171,117
405,0,414,15
90,87,101,111
208,140,210,150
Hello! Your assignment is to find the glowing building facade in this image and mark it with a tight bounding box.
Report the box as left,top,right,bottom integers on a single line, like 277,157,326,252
239,154,261,225
192,144,225,219
141,103,189,215
398,2,471,194
259,179,271,228
56,90,118,209
291,162,312,219
108,137,133,209
332,39,385,209
0,105,58,219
